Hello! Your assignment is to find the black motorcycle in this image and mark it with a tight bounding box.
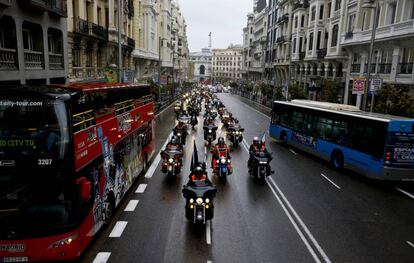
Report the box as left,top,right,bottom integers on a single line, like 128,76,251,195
249,152,273,184
160,148,183,177
228,126,244,147
190,114,198,129
182,182,217,224
173,127,187,145
203,125,218,146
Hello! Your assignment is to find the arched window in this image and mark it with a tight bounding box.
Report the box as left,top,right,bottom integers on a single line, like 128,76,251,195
200,65,205,75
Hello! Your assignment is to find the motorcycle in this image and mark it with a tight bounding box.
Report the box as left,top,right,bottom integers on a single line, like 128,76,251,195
182,182,217,224
173,127,187,145
249,152,274,184
214,155,232,184
227,126,244,147
160,149,183,177
190,114,198,129
203,125,218,146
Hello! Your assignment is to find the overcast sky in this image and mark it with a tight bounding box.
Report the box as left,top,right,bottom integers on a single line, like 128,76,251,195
179,0,254,52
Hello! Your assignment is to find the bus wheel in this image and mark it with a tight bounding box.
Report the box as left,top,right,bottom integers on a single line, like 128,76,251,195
280,131,287,144
331,150,344,169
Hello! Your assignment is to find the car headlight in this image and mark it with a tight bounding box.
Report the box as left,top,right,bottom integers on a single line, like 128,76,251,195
205,198,210,204
168,158,174,163
220,158,226,164
196,198,203,205
209,129,212,133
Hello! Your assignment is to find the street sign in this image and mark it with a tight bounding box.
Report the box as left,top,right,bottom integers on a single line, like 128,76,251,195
369,78,382,95
352,77,366,94
123,70,135,83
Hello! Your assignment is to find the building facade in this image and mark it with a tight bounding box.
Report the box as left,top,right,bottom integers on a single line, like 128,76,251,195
341,0,414,105
212,44,243,83
0,0,68,85
189,48,212,82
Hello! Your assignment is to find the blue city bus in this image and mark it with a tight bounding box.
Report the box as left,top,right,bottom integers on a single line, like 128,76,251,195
269,100,414,180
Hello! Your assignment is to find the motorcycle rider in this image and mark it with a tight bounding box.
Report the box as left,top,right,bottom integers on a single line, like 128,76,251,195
248,136,272,173
211,137,231,168
167,135,183,151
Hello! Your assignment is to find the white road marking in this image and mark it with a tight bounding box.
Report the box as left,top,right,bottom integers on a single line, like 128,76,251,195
265,178,322,263
320,173,341,190
242,140,250,153
289,148,298,155
156,100,177,117
124,200,139,212
135,184,148,193
267,176,331,263
231,95,271,119
207,261,212,263
109,221,128,238
93,252,111,263
395,187,414,200
145,132,173,178
206,220,212,245
406,241,414,248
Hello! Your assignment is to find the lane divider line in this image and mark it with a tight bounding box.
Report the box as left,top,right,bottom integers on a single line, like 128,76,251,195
289,148,298,156
135,184,148,194
320,173,341,190
265,178,322,263
206,220,212,245
267,176,331,263
109,221,128,238
207,261,212,263
155,99,177,117
145,132,173,178
395,187,414,200
406,241,414,248
92,252,111,263
124,200,139,212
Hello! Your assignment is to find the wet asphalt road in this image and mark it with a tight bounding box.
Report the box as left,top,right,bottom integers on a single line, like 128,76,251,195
80,93,414,263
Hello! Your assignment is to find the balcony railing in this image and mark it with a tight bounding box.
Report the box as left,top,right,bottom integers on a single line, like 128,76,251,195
351,64,360,73
377,63,391,74
345,31,353,40
299,51,305,60
398,63,414,74
49,53,63,70
0,47,18,70
74,17,109,41
317,48,327,59
17,0,66,17
24,50,43,69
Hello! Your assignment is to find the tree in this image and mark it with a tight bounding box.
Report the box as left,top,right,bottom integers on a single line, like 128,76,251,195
289,81,306,100
374,84,414,118
320,79,341,103
273,86,284,100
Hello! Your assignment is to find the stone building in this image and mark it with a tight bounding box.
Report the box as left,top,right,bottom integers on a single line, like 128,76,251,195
212,44,243,83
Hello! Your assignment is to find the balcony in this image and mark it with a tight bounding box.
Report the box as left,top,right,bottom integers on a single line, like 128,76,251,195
24,50,43,70
378,63,391,74
345,31,353,40
277,14,289,24
299,51,305,60
317,48,327,59
0,0,12,7
0,47,18,70
49,53,63,70
17,0,66,17
351,64,360,73
276,36,286,44
398,63,414,74
73,18,109,41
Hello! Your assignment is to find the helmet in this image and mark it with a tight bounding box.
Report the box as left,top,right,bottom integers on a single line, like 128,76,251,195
218,137,225,145
171,135,179,144
253,136,260,147
178,121,184,126
234,119,239,124
194,166,204,179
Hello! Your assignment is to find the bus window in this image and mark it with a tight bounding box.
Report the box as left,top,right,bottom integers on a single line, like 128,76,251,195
332,121,348,145
292,111,304,132
303,113,317,136
280,105,292,128
317,117,333,141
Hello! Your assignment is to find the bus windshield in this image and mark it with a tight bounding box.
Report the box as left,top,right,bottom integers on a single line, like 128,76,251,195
0,95,76,239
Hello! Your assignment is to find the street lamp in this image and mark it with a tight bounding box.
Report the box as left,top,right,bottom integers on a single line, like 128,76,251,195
362,0,380,112
158,37,168,102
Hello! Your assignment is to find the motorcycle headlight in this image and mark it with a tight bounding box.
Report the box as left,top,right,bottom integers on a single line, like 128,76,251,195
220,158,226,164
259,161,268,164
189,198,194,203
205,198,210,204
228,159,231,163
177,133,181,136
196,198,203,205
216,160,219,163
209,129,212,133
168,158,174,163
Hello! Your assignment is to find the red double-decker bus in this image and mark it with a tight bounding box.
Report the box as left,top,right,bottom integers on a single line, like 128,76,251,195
0,83,155,261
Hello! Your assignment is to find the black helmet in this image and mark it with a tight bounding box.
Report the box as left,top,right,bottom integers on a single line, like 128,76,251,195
218,137,225,145
253,136,260,147
194,166,204,179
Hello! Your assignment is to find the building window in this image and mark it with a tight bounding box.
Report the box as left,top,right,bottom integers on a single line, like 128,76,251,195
85,48,93,67
361,11,366,30
327,2,332,18
299,37,303,52
331,24,338,47
317,31,321,49
311,7,316,21
309,33,314,50
293,38,296,53
0,28,4,48
295,16,298,28
319,5,324,20
301,15,305,27
72,47,80,67
335,0,341,11
23,29,33,50
348,14,356,32
387,2,397,25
